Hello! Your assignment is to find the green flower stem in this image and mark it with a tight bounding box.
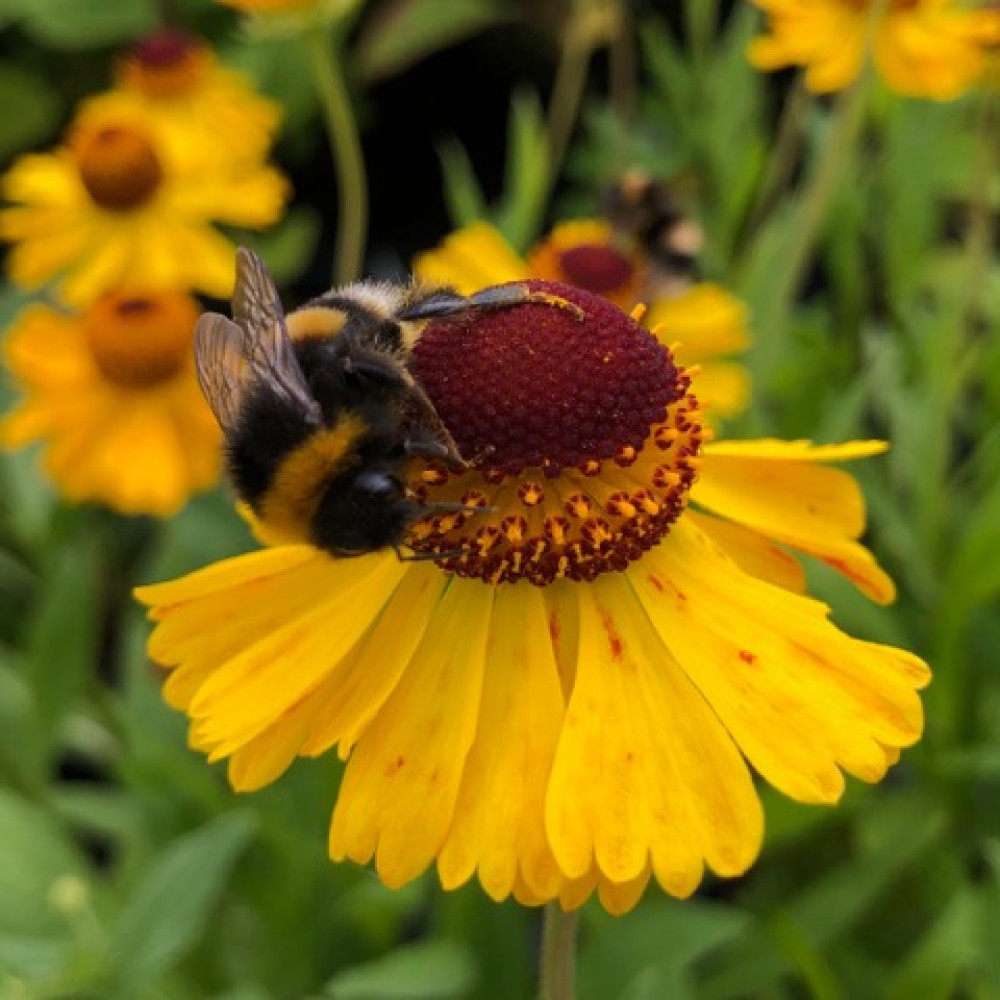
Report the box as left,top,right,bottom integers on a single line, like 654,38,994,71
739,72,808,249
545,27,594,197
305,22,367,284
767,72,869,326
539,902,580,1000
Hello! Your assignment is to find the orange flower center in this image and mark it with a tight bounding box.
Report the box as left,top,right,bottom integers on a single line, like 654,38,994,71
528,224,644,310
406,281,705,585
84,292,200,388
117,30,212,98
74,124,163,212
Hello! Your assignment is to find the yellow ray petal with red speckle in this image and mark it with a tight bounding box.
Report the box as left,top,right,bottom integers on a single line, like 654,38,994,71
438,584,565,902
632,519,927,804
696,440,895,602
546,575,762,896
329,580,494,888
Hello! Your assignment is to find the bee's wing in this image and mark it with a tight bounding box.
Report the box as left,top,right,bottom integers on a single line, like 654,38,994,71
194,248,322,433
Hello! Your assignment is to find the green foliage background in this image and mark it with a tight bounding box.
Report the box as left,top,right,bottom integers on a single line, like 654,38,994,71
0,0,997,997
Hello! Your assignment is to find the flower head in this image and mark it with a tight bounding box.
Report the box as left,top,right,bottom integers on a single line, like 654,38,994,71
415,221,750,418
82,30,282,170
2,291,221,515
137,279,928,913
748,0,1000,98
0,107,288,305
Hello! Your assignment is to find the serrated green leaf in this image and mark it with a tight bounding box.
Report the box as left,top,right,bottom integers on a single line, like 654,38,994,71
17,0,157,48
323,940,475,999
106,812,256,989
356,0,509,81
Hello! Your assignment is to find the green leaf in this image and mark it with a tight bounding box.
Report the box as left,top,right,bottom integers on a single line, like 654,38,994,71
0,789,86,936
16,0,157,48
702,791,947,998
494,90,549,251
323,940,476,999
0,64,61,160
885,886,979,1000
579,899,747,1000
356,0,510,82
106,812,256,989
438,137,488,229
25,533,100,745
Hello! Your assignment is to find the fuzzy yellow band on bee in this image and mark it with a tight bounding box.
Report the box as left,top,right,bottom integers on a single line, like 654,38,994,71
257,413,368,543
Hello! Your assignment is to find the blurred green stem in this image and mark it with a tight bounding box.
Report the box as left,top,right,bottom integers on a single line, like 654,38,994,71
740,73,808,247
546,1,614,197
539,903,579,1000
305,21,367,284
766,73,869,326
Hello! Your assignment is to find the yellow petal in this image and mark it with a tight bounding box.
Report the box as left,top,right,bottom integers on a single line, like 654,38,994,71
438,584,564,902
695,440,895,603
413,222,530,295
687,509,805,594
647,283,750,360
299,561,449,758
189,554,407,753
329,580,494,889
632,518,927,805
546,574,762,897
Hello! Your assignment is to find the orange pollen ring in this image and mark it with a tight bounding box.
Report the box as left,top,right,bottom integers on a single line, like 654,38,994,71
74,124,163,211
405,280,706,585
84,291,200,388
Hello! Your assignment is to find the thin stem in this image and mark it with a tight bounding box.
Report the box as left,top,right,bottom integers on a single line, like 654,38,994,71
546,1,610,199
539,902,580,1000
768,73,869,322
305,21,367,285
608,0,637,130
739,72,808,247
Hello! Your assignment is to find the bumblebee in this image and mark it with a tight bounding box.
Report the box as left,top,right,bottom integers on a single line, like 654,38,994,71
195,247,578,558
601,167,704,300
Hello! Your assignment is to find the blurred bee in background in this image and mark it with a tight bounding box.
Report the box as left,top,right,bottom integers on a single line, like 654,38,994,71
601,166,704,300
195,248,578,558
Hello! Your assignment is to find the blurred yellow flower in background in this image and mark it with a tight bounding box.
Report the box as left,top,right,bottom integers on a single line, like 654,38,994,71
82,29,282,171
2,291,221,515
748,0,1000,98
0,108,288,305
415,221,751,419
137,281,926,914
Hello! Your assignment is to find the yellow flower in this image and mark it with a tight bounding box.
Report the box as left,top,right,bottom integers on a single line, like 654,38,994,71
748,0,1000,98
0,108,288,306
415,221,750,419
136,280,928,914
82,30,282,171
2,291,221,516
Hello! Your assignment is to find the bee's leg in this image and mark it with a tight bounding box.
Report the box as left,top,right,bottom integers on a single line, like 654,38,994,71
463,284,586,320
399,284,585,322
